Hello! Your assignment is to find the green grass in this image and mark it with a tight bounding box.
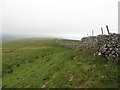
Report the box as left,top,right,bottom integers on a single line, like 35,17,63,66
2,39,119,88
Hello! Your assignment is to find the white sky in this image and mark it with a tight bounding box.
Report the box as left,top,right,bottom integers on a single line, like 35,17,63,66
2,0,119,40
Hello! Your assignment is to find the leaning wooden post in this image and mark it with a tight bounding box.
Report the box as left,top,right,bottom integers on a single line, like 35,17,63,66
106,25,110,34
101,27,103,35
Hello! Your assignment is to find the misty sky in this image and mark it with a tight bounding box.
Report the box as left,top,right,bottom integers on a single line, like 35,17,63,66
2,0,119,39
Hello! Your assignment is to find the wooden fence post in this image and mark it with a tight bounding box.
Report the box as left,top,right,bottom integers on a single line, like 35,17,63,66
101,27,103,35
92,30,94,36
106,25,110,34
87,34,89,37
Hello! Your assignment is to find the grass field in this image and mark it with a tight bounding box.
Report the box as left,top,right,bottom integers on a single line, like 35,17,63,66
2,39,119,88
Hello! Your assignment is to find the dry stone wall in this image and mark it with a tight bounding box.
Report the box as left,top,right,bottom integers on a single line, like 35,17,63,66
56,33,120,61
80,33,120,61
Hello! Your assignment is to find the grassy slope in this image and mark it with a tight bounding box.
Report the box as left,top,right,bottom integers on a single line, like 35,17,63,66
2,39,119,88
0,42,2,89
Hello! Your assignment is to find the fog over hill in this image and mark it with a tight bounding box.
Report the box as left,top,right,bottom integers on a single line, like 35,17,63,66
1,34,31,42
1,33,61,42
3,0,118,40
